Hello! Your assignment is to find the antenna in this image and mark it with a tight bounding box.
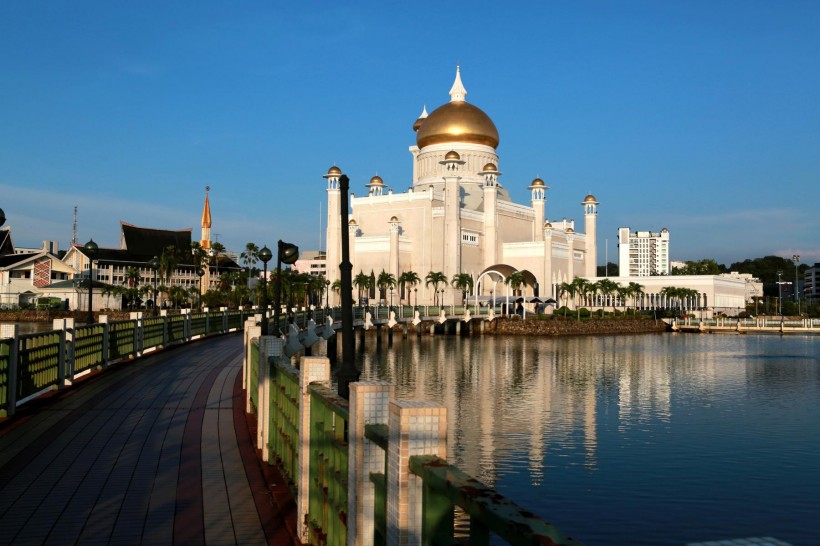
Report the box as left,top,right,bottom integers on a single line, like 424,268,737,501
72,205,78,244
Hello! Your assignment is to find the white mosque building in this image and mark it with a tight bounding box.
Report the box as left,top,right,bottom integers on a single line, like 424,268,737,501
323,67,599,306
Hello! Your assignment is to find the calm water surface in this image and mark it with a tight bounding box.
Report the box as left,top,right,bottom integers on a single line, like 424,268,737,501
346,332,819,545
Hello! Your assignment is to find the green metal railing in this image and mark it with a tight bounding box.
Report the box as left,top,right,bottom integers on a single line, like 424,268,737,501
168,314,186,343
17,332,62,400
268,358,300,488
190,313,207,337
307,383,350,546
227,310,243,330
74,325,105,374
108,320,136,361
142,317,165,350
0,339,12,413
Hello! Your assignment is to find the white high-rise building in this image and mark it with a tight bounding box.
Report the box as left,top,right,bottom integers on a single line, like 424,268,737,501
618,227,670,277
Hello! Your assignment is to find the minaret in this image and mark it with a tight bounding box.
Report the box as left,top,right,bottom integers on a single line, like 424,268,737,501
529,178,548,242
388,216,400,280
440,150,464,303
582,194,599,277
200,187,212,251
543,220,554,300
479,162,501,267
324,166,343,300
198,188,213,296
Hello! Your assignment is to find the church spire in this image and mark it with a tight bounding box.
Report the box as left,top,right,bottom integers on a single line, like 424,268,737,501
449,65,467,102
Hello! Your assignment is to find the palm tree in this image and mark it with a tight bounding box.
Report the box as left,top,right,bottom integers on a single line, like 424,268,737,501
628,282,645,311
572,277,592,309
376,270,397,304
594,278,619,313
159,245,180,285
354,271,372,304
123,266,143,309
191,241,207,268
451,273,474,304
425,271,447,306
616,284,632,312
168,285,188,309
505,271,525,297
558,281,576,317
211,241,226,279
398,271,421,305
240,243,259,287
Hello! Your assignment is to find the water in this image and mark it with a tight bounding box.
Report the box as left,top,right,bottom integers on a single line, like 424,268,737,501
348,332,820,545
0,322,56,335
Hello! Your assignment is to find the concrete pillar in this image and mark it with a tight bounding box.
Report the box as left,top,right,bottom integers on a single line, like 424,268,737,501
347,381,392,546
297,356,332,543
386,401,448,546
1,324,19,417
245,323,261,413
98,315,110,368
257,336,282,458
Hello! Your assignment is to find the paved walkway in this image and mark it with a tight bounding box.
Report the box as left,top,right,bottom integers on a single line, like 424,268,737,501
0,334,299,546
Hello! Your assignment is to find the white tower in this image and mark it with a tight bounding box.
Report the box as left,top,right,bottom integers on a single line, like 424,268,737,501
479,162,501,267
440,150,464,302
582,194,599,277
323,166,343,300
529,178,548,242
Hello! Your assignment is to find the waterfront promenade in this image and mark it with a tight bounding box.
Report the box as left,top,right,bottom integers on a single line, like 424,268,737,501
0,334,298,546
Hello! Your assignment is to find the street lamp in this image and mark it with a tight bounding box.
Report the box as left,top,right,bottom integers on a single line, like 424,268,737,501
389,287,394,308
414,287,418,309
84,239,98,324
273,240,299,336
336,173,359,399
777,270,783,318
148,256,160,315
258,246,273,335
325,279,330,309
197,267,205,311
793,254,801,312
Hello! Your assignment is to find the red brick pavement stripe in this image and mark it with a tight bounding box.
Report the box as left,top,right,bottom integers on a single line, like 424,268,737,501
172,352,233,546
232,366,304,546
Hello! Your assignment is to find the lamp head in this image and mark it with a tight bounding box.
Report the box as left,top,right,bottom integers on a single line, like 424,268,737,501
148,256,160,269
279,241,299,265
0,208,5,227
258,246,273,264
197,267,205,277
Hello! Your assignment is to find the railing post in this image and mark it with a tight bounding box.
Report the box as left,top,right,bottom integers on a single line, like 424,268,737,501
243,317,260,394
386,401,448,546
204,307,210,336
160,310,168,346
52,320,68,389
297,356,331,544
99,315,110,368
221,307,228,333
130,312,144,357
184,309,191,341
348,381,393,546
257,336,283,460
2,324,19,417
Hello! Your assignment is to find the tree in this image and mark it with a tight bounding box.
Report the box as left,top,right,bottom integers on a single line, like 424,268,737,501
558,282,576,317
240,243,259,286
354,271,372,304
425,271,447,306
211,241,226,278
376,270,397,303
505,271,526,297
572,277,593,308
594,278,619,313
398,271,421,303
190,241,207,268
628,282,645,310
451,273,474,304
671,259,726,276
596,262,619,277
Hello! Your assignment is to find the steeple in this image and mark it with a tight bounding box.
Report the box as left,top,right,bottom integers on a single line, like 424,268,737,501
200,186,212,250
449,65,467,102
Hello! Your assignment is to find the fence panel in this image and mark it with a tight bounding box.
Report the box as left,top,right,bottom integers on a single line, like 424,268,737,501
108,320,136,361
269,360,301,491
227,311,243,331
17,332,62,399
0,339,11,413
168,315,186,343
307,385,349,546
190,313,207,337
74,325,105,374
142,317,165,350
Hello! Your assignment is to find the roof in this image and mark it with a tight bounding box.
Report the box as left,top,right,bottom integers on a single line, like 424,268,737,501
120,223,193,258
0,252,36,268
0,228,14,257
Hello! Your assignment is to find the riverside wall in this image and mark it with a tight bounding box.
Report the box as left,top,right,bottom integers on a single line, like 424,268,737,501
487,317,669,336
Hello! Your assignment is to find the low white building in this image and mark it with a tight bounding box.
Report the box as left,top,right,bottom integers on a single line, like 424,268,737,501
292,250,327,278
583,274,747,317
618,227,670,277
0,250,77,308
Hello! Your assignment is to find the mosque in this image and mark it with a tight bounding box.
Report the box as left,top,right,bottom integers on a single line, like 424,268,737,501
323,67,599,305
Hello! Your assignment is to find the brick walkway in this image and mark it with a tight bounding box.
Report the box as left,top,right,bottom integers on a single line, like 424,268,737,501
0,334,300,546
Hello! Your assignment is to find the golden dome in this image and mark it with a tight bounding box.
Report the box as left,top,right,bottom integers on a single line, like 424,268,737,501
369,175,384,185
583,194,597,203
565,227,574,233
389,215,399,222
544,221,552,228
482,162,497,172
444,150,461,160
327,165,342,176
349,219,357,225
531,178,545,186
416,101,499,149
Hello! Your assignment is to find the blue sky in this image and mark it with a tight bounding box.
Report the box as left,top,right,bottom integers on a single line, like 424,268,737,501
2,1,819,266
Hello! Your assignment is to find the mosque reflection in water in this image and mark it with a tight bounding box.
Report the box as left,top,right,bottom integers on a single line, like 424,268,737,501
345,332,819,546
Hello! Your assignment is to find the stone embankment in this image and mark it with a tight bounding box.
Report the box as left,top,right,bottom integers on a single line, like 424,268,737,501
0,309,136,323
488,316,669,336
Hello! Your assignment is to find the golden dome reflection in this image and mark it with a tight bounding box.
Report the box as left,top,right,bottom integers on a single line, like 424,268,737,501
416,101,499,149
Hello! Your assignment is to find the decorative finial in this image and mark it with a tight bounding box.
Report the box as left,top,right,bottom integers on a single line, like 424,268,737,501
420,105,428,118
449,65,467,102
206,185,210,193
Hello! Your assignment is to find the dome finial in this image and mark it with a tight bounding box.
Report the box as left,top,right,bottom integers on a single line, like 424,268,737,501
449,65,467,102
